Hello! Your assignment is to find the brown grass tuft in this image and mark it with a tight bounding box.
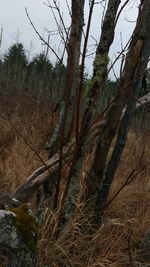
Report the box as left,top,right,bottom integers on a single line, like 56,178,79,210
0,95,149,267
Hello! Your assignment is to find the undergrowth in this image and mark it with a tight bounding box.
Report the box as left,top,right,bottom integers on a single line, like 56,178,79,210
0,94,149,267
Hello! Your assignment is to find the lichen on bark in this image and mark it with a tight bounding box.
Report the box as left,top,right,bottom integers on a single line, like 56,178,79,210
93,53,109,85
10,204,38,250
85,53,109,97
0,207,38,267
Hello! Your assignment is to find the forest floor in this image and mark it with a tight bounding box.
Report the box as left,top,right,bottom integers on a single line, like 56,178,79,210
0,94,149,267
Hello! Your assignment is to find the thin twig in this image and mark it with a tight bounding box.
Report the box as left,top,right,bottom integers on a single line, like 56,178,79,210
102,162,150,210
9,117,51,175
25,7,62,63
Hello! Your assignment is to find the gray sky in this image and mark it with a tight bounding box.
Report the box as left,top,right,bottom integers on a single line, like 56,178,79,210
0,0,140,78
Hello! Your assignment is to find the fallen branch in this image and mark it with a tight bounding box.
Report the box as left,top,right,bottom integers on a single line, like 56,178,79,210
13,147,73,202
8,93,150,204
135,91,150,110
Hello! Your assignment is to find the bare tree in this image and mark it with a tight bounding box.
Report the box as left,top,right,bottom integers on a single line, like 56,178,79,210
0,0,150,265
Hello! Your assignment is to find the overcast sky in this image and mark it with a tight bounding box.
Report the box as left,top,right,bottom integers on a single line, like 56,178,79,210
0,0,140,78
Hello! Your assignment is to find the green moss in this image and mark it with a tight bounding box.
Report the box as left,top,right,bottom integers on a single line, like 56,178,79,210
85,78,93,97
10,204,38,250
85,53,109,97
93,53,109,85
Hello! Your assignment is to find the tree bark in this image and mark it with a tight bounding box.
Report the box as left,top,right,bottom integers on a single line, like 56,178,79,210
59,0,122,224
47,0,85,158
83,0,150,222
80,0,121,137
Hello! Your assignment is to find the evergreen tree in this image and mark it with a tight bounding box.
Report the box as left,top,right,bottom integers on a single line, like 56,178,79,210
28,53,53,78
26,53,53,97
3,43,27,70
3,43,28,92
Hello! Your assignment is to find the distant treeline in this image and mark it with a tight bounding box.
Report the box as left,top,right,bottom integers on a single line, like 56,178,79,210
0,42,149,128
0,42,66,100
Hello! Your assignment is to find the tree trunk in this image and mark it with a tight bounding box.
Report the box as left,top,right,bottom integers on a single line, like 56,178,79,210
47,0,85,159
83,0,150,222
59,0,122,224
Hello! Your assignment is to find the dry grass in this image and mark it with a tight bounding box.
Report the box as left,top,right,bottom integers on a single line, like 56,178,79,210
0,95,150,267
